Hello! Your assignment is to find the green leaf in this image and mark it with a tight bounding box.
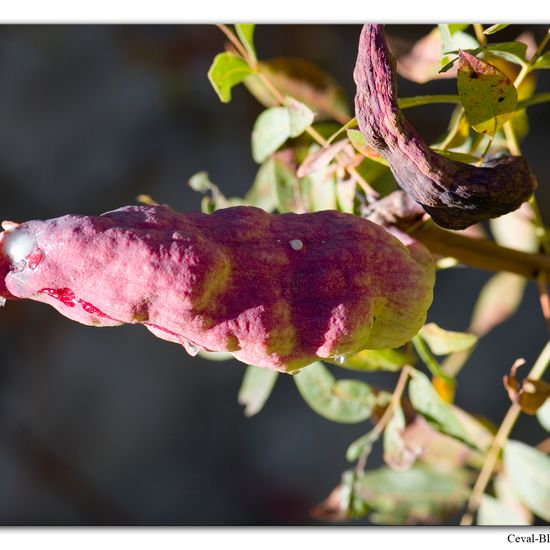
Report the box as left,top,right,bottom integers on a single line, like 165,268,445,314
487,42,528,67
235,24,256,63
245,160,279,212
484,24,509,35
238,364,278,417
537,399,550,432
251,99,314,163
335,177,356,214
243,57,350,123
198,350,234,362
490,207,539,253
408,369,475,446
346,129,389,165
419,323,477,355
457,50,518,136
284,96,315,137
469,272,526,337
383,405,417,471
302,165,338,211
431,148,481,164
504,440,550,522
251,107,291,163
534,51,550,69
294,362,375,423
207,51,254,103
335,348,413,372
356,464,470,524
439,26,479,71
478,494,531,525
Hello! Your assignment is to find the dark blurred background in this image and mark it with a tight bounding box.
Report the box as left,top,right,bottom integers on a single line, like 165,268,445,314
0,24,549,525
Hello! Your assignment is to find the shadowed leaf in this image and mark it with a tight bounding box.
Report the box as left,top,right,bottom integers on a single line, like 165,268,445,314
409,369,476,446
355,464,471,524
504,440,550,522
537,399,550,432
244,57,350,123
294,362,375,423
238,364,278,417
384,405,418,471
470,272,526,337
478,494,531,525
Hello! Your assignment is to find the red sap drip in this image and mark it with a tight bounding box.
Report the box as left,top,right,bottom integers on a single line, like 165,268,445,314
78,299,112,319
143,321,181,337
38,288,113,320
26,251,44,270
38,287,76,307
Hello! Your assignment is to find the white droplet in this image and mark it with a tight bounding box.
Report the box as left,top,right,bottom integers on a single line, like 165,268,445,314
181,338,201,357
2,230,35,264
0,296,6,307
333,354,345,364
289,239,303,251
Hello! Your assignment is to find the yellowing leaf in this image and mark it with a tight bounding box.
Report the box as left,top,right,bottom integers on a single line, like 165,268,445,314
419,322,477,355
457,50,518,136
207,52,254,103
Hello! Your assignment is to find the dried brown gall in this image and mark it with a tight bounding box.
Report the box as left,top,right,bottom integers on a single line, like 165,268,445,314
353,24,536,230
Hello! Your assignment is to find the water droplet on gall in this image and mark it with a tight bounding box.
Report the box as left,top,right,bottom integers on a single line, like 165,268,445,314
180,338,201,357
289,239,303,250
333,354,345,364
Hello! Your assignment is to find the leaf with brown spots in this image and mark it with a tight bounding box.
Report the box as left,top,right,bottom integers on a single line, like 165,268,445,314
457,50,518,136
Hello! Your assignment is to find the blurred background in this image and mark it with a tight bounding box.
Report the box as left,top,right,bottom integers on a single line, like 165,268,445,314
0,24,549,525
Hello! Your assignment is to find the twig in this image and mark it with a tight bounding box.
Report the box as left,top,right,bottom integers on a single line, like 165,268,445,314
460,341,550,525
410,220,550,280
353,366,411,471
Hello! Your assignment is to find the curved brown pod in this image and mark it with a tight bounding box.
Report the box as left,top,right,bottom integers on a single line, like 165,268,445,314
353,24,536,230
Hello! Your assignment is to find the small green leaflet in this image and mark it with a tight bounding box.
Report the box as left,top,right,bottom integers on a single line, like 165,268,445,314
238,364,278,417
208,52,254,103
457,50,518,136
235,24,256,63
534,51,550,69
504,440,550,522
251,98,315,163
334,347,413,372
408,369,476,447
419,323,478,355
294,362,375,423
484,24,509,35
